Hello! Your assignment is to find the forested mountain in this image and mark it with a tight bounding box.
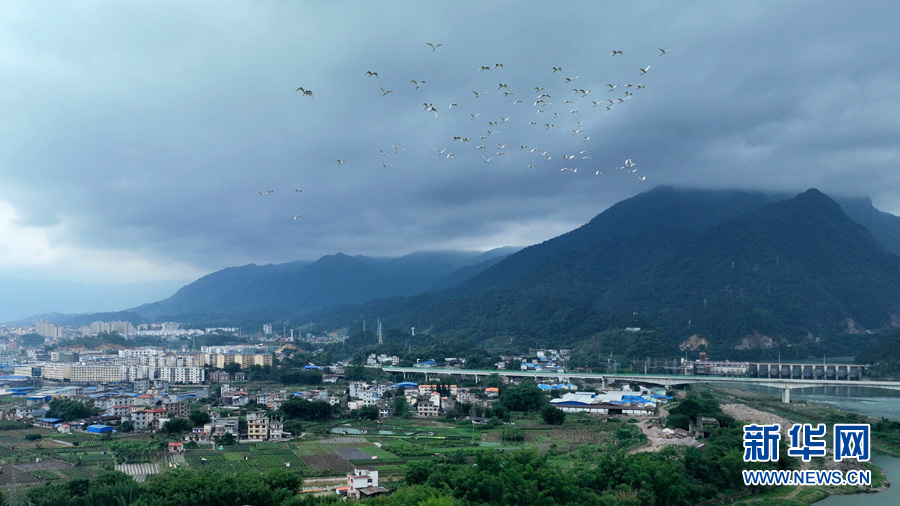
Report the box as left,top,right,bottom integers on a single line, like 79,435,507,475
129,248,519,322
42,186,900,361
311,188,900,358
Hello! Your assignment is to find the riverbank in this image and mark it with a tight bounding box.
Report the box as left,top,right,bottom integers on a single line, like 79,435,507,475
704,385,895,504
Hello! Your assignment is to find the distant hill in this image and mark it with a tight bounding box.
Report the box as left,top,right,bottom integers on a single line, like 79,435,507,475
836,196,900,256
27,186,900,362
310,187,900,358
128,248,520,322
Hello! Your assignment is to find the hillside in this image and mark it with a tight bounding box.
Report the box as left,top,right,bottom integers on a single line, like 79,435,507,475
130,248,519,322
311,188,900,358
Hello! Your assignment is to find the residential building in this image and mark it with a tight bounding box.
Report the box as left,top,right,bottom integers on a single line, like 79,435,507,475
346,469,387,500
416,403,439,418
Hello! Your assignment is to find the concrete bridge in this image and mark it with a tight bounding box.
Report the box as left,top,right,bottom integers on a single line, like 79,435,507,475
382,366,900,403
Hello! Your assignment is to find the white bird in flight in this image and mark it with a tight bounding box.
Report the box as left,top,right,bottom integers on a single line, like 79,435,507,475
365,71,378,78
410,80,426,89
379,86,394,96
638,66,651,75
295,87,313,98
426,42,443,51
293,215,302,221
658,47,670,55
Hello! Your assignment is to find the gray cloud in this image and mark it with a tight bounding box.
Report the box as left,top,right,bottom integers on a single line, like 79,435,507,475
1,0,899,307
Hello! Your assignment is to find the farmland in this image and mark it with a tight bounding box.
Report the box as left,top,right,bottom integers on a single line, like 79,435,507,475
0,411,653,498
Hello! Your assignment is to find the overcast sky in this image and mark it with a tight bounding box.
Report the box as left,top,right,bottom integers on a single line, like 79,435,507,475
2,1,899,321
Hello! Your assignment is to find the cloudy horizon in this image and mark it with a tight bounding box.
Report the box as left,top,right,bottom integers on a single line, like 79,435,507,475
2,1,899,321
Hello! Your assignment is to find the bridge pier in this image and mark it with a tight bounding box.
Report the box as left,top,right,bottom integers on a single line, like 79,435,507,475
782,387,791,404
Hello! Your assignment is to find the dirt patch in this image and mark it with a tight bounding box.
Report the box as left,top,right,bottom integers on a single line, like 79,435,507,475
548,428,608,444
300,454,355,473
720,403,792,436
631,407,701,453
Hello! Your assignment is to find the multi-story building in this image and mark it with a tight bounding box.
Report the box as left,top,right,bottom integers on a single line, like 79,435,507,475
88,321,133,336
35,321,62,340
118,348,162,359
416,403,439,418
41,363,72,381
164,400,191,419
157,366,205,384
346,469,386,500
247,410,269,440
70,364,128,383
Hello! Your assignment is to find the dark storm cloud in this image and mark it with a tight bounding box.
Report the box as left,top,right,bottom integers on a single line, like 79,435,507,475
2,0,899,299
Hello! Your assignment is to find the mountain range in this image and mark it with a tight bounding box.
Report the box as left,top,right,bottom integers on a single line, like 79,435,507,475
306,187,900,357
21,186,900,359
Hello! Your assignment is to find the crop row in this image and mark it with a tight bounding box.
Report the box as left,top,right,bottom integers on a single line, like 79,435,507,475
28,470,61,480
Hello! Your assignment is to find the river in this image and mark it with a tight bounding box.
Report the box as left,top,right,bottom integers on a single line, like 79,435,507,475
728,383,900,504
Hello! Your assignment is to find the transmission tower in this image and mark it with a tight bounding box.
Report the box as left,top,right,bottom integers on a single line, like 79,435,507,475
376,318,383,345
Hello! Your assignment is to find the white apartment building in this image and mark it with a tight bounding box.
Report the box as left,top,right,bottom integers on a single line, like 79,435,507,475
118,348,162,359
70,364,128,383
157,366,205,384
129,409,151,430
41,363,72,381
35,321,62,340
88,321,133,336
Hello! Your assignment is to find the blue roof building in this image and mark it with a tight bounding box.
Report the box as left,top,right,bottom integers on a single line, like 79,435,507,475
87,424,115,434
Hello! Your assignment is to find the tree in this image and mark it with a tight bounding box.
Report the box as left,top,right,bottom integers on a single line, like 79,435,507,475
162,418,194,435
345,364,367,381
119,421,135,433
501,427,525,442
189,410,212,427
47,398,99,421
540,405,566,425
278,398,333,421
223,362,242,374
499,380,547,412
218,432,237,445
353,405,379,420
393,395,412,417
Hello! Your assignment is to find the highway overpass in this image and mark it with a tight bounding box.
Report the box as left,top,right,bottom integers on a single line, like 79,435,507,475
381,366,900,403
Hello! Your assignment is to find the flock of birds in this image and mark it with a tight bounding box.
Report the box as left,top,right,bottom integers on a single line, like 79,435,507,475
274,42,672,221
